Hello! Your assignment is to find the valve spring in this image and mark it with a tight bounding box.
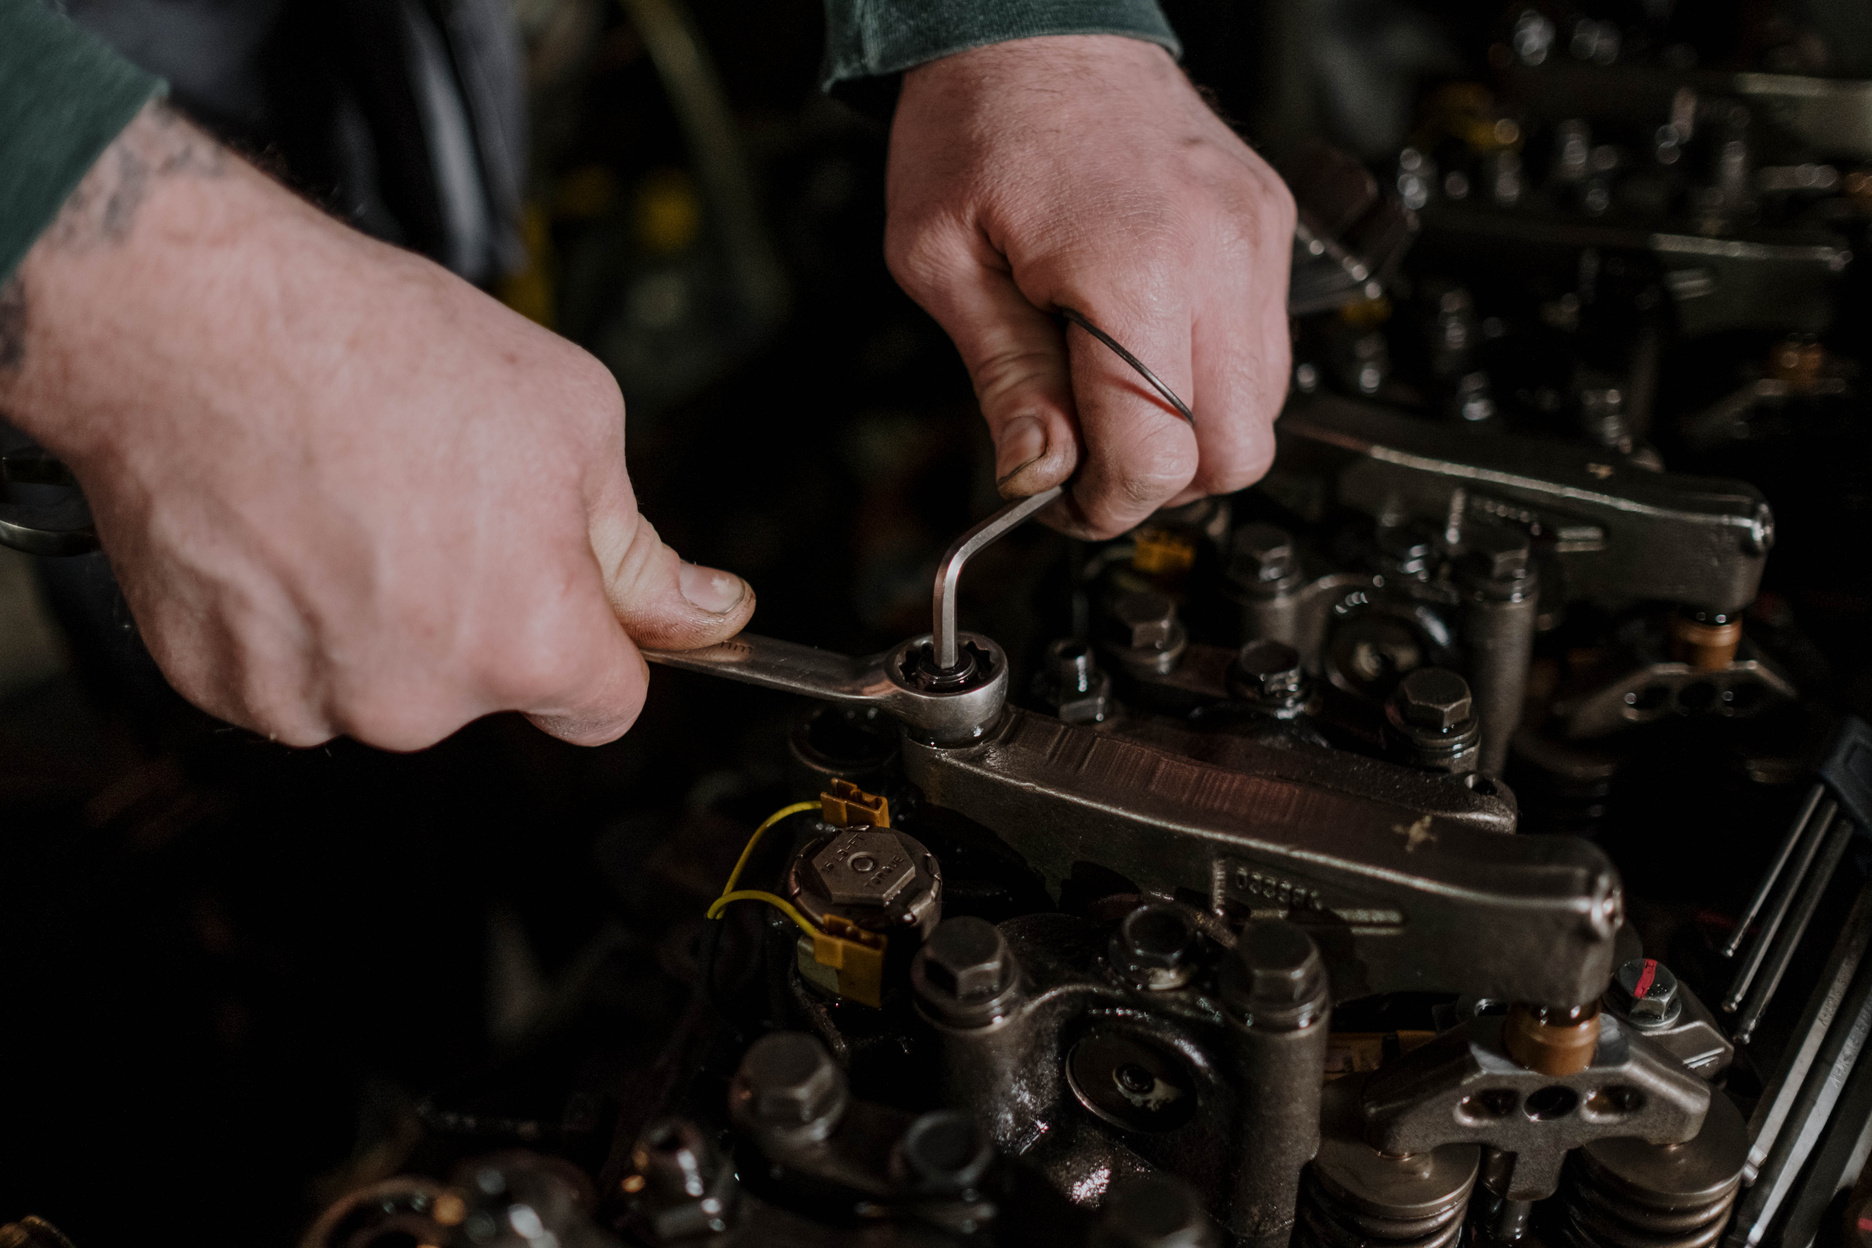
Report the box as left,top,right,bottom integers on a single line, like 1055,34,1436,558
1295,1170,1471,1248
1557,1152,1741,1248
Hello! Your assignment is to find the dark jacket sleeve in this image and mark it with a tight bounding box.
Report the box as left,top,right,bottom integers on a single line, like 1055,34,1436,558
820,0,1179,93
0,0,163,285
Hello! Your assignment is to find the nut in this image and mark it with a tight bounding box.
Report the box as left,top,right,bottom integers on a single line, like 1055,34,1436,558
1606,957,1682,1028
1112,591,1180,650
811,829,915,907
735,1032,848,1133
1392,667,1474,731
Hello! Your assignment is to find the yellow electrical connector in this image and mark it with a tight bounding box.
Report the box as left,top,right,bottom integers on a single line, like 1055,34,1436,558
708,788,895,1009
820,778,889,828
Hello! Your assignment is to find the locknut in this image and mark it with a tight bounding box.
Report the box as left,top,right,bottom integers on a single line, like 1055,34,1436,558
1605,957,1682,1028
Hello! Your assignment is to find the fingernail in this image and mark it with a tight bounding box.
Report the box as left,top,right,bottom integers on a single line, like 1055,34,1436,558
679,561,747,614
995,414,1048,484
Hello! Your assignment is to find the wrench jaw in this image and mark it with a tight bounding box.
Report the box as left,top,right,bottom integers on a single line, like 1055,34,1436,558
642,629,1009,748
880,633,1009,747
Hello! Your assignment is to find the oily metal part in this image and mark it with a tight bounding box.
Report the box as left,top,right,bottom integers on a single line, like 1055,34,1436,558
1360,1014,1712,1203
901,706,1623,1006
1275,394,1774,614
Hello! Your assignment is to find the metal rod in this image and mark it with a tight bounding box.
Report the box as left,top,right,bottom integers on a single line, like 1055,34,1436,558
1059,308,1196,425
1725,953,1872,1248
1747,876,1872,1182
1725,798,1837,1010
1771,1041,1872,1248
1726,782,1827,959
931,485,1064,672
1734,820,1857,1045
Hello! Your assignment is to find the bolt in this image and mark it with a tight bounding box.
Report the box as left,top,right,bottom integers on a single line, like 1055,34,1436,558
913,917,1018,1024
735,1032,848,1135
1035,638,1113,725
1096,1174,1220,1248
1392,667,1473,731
1605,957,1682,1028
1220,920,1326,1031
1462,526,1531,584
1230,523,1298,589
896,1110,994,1194
1229,639,1306,706
1113,591,1180,650
1112,903,1198,990
1053,639,1097,695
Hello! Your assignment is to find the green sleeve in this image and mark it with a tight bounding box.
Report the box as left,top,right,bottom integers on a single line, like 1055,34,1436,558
820,0,1180,92
0,0,164,285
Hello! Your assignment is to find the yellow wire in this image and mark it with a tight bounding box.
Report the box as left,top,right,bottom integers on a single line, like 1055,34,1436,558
722,799,819,895
706,889,817,936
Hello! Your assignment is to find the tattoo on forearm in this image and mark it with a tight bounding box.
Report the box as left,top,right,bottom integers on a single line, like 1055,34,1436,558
0,102,225,379
0,278,24,372
45,100,227,254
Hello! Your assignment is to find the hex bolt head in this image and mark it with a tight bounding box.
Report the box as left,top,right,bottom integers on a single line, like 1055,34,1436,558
1230,523,1298,588
1392,667,1474,731
1112,903,1198,989
913,917,1020,1025
1112,591,1180,650
1230,639,1306,704
1096,1175,1220,1248
1221,920,1326,1029
1606,957,1682,1028
1035,638,1114,724
735,1032,847,1132
1463,526,1532,583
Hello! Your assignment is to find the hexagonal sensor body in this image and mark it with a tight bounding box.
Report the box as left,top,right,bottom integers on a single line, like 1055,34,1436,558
811,829,915,907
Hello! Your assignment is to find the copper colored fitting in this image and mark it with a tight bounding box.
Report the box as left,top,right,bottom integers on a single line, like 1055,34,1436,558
1501,1002,1600,1076
1670,613,1743,671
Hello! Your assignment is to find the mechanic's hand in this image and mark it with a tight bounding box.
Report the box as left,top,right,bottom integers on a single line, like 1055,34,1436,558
887,35,1295,539
0,103,752,750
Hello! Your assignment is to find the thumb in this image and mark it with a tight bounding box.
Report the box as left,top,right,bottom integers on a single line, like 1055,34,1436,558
591,502,755,650
888,230,1081,498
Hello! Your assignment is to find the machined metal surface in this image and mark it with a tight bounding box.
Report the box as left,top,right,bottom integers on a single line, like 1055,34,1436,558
1274,394,1774,614
644,631,1009,744
902,706,1622,1005
1360,1013,1712,1202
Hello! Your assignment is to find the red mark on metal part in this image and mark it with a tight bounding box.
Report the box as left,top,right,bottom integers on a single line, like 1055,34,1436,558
1633,959,1658,999
1857,1216,1872,1233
